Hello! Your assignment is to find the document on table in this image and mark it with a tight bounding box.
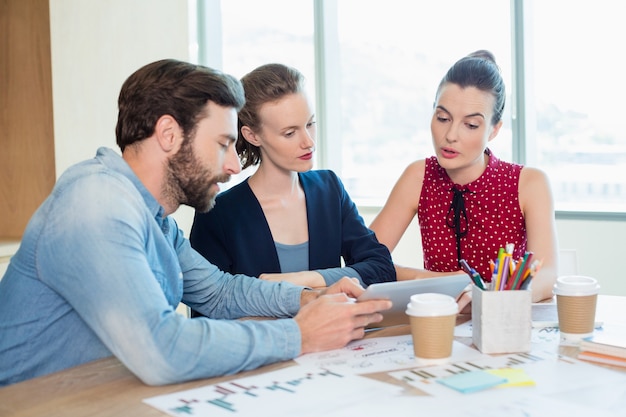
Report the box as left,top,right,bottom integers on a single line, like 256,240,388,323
389,347,626,405
143,365,402,417
144,356,626,417
321,389,626,417
144,335,626,417
294,335,483,374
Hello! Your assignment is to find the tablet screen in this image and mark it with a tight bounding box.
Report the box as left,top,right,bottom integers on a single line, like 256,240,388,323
358,273,471,328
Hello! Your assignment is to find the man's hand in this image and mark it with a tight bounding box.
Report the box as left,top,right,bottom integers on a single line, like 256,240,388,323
294,285,392,354
299,276,365,307
319,276,364,298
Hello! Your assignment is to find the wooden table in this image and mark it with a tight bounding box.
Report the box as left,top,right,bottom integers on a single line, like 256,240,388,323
1,295,624,417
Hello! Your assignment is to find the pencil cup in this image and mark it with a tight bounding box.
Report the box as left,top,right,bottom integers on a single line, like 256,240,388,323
553,275,599,344
405,293,458,365
472,286,531,354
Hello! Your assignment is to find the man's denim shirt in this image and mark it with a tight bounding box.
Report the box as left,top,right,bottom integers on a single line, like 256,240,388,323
0,147,302,386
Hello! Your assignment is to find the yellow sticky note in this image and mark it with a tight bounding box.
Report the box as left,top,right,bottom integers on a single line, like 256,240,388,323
486,368,535,387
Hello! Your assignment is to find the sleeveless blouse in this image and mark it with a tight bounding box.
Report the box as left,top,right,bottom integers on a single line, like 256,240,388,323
418,149,526,282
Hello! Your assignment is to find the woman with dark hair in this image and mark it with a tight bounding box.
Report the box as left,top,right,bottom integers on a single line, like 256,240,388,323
370,51,558,304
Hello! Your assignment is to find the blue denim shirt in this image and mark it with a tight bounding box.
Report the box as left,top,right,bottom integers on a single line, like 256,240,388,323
0,147,303,386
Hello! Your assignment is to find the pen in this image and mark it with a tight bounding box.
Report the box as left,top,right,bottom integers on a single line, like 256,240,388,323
491,260,499,290
499,253,510,291
493,248,505,291
459,259,486,290
470,267,486,290
459,259,472,276
501,243,515,290
520,273,533,290
509,251,533,290
520,259,541,290
505,243,515,277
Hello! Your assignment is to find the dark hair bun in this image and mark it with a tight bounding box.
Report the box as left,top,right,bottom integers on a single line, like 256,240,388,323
468,50,497,64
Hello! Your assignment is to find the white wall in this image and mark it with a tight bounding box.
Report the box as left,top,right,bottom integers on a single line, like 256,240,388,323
46,1,626,298
49,0,195,245
49,0,190,175
554,218,626,296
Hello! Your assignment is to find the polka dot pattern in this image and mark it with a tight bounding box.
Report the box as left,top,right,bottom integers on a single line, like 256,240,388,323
418,149,526,282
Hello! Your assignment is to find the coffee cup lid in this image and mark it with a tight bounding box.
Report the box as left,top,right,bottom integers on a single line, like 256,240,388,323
553,275,600,296
405,293,458,317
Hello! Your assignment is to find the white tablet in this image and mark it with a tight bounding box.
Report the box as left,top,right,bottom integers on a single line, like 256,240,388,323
358,273,471,329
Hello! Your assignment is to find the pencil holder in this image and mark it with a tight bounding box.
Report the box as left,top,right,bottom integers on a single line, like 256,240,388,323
471,286,532,354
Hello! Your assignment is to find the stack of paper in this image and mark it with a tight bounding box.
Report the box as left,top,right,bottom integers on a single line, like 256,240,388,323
578,324,626,368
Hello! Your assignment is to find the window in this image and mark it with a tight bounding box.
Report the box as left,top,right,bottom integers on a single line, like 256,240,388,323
190,0,316,189
527,1,626,213
332,0,511,205
194,0,626,216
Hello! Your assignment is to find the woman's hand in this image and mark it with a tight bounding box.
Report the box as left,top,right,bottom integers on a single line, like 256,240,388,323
456,285,473,314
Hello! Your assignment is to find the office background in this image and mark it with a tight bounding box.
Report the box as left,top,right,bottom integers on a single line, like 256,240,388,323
1,0,624,296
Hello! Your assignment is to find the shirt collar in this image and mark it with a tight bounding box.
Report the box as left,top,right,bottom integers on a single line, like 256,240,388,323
95,147,167,229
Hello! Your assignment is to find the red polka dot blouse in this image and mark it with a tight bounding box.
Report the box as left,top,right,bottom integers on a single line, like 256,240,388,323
418,149,527,282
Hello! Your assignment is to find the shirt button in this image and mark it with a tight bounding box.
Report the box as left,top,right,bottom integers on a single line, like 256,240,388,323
179,272,183,280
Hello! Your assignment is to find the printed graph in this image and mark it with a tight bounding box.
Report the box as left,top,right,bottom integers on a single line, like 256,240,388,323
390,350,555,397
143,365,401,416
295,335,484,374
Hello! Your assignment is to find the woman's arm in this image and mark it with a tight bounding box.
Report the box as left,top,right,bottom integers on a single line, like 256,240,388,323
394,265,463,280
369,160,425,253
260,271,326,288
370,161,449,279
519,167,559,302
303,170,396,286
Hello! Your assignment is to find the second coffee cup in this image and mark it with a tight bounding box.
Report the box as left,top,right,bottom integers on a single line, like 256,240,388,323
553,275,600,343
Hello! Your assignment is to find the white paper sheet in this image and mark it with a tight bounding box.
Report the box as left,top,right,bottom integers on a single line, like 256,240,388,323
143,365,402,417
295,335,483,374
144,339,626,417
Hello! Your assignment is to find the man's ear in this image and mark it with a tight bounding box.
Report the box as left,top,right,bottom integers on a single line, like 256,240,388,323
155,115,182,152
240,125,261,146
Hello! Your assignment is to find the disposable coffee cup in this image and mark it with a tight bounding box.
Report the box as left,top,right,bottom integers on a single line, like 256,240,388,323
553,275,600,343
405,293,458,365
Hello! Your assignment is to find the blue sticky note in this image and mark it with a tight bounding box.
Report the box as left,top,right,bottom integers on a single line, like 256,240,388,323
436,371,508,393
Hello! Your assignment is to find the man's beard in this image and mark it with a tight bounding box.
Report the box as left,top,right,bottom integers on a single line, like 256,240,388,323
164,137,230,213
